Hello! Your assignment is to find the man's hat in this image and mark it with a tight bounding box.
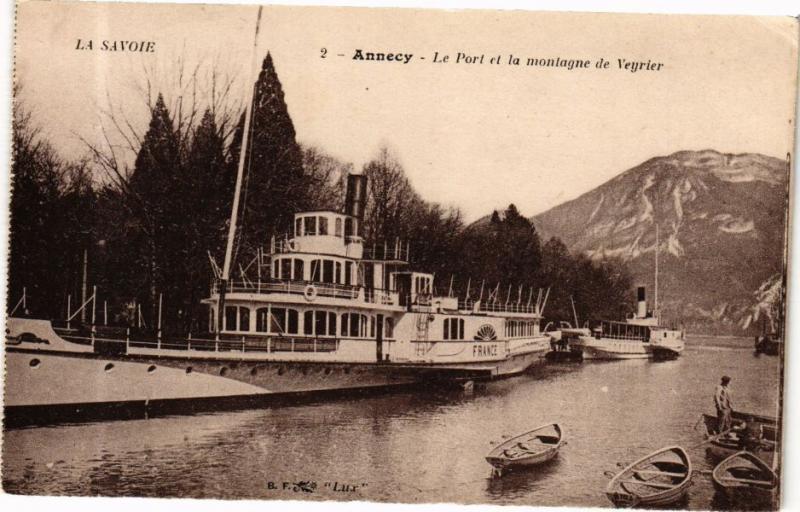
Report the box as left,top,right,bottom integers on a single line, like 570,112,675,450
721,375,731,384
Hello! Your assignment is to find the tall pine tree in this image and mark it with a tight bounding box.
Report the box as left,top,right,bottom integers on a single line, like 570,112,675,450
126,93,182,322
229,53,306,264
180,108,233,331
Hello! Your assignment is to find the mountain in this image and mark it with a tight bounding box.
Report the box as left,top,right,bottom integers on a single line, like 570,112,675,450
532,150,789,335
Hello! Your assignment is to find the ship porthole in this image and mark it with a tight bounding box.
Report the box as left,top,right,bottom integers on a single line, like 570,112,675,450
250,367,258,377
147,365,157,373
220,366,229,377
104,363,115,372
324,367,332,376
344,367,351,375
29,358,41,368
185,366,193,374
277,365,286,376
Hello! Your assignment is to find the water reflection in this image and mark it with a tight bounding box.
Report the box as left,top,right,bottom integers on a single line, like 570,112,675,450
3,337,782,509
484,457,561,502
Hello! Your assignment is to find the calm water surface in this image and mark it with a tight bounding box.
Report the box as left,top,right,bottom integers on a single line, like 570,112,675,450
2,337,782,508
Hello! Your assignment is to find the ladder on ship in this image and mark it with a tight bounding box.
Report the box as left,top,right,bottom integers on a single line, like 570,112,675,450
415,313,431,357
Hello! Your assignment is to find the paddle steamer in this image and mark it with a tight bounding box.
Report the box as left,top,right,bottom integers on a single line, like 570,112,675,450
5,173,552,424
572,226,684,360
572,286,684,360
4,13,551,424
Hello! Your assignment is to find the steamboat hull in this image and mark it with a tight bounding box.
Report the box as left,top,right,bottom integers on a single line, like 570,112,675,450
575,337,652,360
575,336,684,360
4,335,545,427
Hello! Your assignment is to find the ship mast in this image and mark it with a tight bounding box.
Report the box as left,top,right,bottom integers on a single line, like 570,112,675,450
219,6,263,330
654,223,659,322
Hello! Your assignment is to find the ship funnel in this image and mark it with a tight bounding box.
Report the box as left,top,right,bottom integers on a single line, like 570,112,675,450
637,286,647,318
345,174,367,220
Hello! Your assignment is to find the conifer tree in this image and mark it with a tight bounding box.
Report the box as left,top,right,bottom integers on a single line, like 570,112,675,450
126,93,181,321
229,53,306,262
180,108,232,331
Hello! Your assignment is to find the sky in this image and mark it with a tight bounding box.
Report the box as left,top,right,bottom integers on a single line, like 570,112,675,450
14,1,799,223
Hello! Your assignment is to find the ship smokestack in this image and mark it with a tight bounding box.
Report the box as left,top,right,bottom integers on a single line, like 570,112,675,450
345,174,367,220
637,286,647,318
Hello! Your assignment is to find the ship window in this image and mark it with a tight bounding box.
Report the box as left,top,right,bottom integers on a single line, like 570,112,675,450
280,259,292,280
370,316,376,338
304,216,317,236
335,262,342,283
339,313,365,338
323,260,334,283
335,218,343,237
305,310,334,336
273,259,279,278
294,259,304,281
271,307,286,334
319,216,329,235
311,259,321,282
295,217,302,237
316,311,327,335
328,312,336,335
385,318,394,338
345,262,353,285
256,308,269,332
225,306,237,331
444,318,464,340
287,309,298,334
239,307,250,332
345,217,354,237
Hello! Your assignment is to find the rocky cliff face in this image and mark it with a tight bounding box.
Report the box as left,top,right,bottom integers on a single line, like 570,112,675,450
532,150,789,334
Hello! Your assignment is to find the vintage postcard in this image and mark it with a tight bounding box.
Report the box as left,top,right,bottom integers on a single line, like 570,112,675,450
4,1,798,510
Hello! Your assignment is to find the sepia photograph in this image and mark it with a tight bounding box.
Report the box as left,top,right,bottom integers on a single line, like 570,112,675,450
3,1,798,510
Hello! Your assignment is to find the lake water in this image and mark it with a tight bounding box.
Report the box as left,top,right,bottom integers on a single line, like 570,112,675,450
2,336,782,508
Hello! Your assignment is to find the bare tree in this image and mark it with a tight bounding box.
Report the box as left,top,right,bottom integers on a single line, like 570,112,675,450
301,144,351,211
362,145,420,243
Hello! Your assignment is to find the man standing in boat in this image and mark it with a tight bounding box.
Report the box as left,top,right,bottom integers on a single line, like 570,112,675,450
714,375,733,433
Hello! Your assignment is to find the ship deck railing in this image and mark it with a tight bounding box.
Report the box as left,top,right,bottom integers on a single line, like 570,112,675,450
53,326,352,353
595,333,647,342
458,299,538,315
212,279,399,306
270,236,409,262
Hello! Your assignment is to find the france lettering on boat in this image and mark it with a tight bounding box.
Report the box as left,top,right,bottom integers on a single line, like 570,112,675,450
4,3,797,512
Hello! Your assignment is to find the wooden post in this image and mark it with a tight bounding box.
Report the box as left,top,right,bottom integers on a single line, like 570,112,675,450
257,247,262,293
81,248,88,324
91,285,96,345
157,292,163,349
67,294,71,330
104,300,108,325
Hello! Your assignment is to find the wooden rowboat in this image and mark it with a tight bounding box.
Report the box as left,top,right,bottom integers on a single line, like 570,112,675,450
606,446,692,508
485,423,563,475
701,412,777,465
712,451,778,507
